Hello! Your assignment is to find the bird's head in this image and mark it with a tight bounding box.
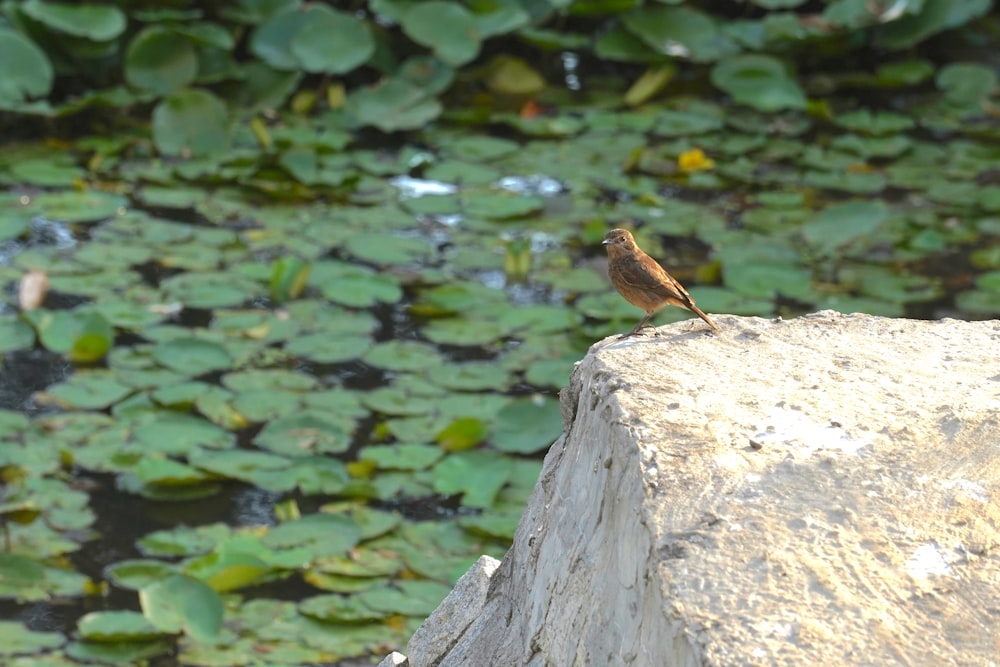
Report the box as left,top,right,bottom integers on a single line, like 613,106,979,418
602,229,637,256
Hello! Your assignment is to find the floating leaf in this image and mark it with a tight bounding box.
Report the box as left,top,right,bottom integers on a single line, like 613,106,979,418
401,2,481,66
0,317,35,353
78,611,165,643
299,594,386,623
711,54,806,111
21,0,126,40
254,411,353,456
125,27,197,95
802,201,889,253
622,6,737,62
31,190,126,223
152,89,230,156
45,371,133,410
262,513,361,557
104,559,179,590
436,417,488,452
491,395,563,454
360,444,443,471
152,338,233,376
433,450,513,508
0,28,54,104
291,6,375,73
0,620,64,655
139,574,223,642
345,233,434,265
362,341,444,372
357,580,453,618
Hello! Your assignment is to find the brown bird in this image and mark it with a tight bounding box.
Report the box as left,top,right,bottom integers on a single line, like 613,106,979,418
603,228,719,335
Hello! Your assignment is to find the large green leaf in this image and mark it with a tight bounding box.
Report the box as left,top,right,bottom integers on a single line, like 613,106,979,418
622,6,738,62
21,0,126,40
152,89,230,156
802,201,889,253
139,574,223,642
125,27,198,95
711,54,806,111
400,2,481,66
490,395,563,454
0,29,53,104
291,6,375,73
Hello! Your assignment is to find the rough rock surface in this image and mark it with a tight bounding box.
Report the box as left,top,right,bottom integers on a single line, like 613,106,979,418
397,312,1000,666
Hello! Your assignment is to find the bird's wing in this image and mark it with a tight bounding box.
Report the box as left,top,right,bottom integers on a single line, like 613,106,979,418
613,254,697,307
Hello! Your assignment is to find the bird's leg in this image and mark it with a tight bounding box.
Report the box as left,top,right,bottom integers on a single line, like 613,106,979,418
622,313,653,337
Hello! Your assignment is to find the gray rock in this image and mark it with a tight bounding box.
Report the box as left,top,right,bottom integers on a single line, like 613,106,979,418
406,555,500,665
376,651,408,667
398,312,1000,666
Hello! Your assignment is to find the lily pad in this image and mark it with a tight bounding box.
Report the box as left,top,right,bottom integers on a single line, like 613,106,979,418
491,395,563,454
400,2,481,67
711,54,806,111
139,573,223,642
802,201,889,253
360,444,444,471
45,371,133,410
77,611,166,643
152,89,230,156
151,338,233,376
433,450,514,508
0,620,64,655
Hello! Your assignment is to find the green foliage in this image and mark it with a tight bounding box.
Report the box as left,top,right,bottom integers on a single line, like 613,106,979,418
1,0,993,152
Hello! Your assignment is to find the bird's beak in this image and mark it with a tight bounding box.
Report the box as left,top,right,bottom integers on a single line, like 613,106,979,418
601,239,612,245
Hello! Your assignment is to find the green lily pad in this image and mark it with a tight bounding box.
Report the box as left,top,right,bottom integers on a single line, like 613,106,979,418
0,317,35,353
834,109,914,135
133,412,234,452
356,580,453,617
711,54,806,111
125,26,197,95
262,512,361,557
345,233,435,265
299,594,387,623
31,191,126,224
622,6,738,62
45,371,133,410
254,411,353,456
290,6,375,73
285,332,372,364
433,450,513,507
360,444,444,471
0,620,64,655
802,200,889,253
491,395,563,454
152,89,230,156
346,77,442,132
362,341,444,372
0,28,54,105
22,0,125,40
462,192,545,220
64,639,171,664
426,362,511,391
151,338,233,376
135,457,210,486
78,611,166,643
139,573,223,642
104,559,179,590
400,1,481,67
310,261,403,307
436,417,488,452
160,272,262,309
